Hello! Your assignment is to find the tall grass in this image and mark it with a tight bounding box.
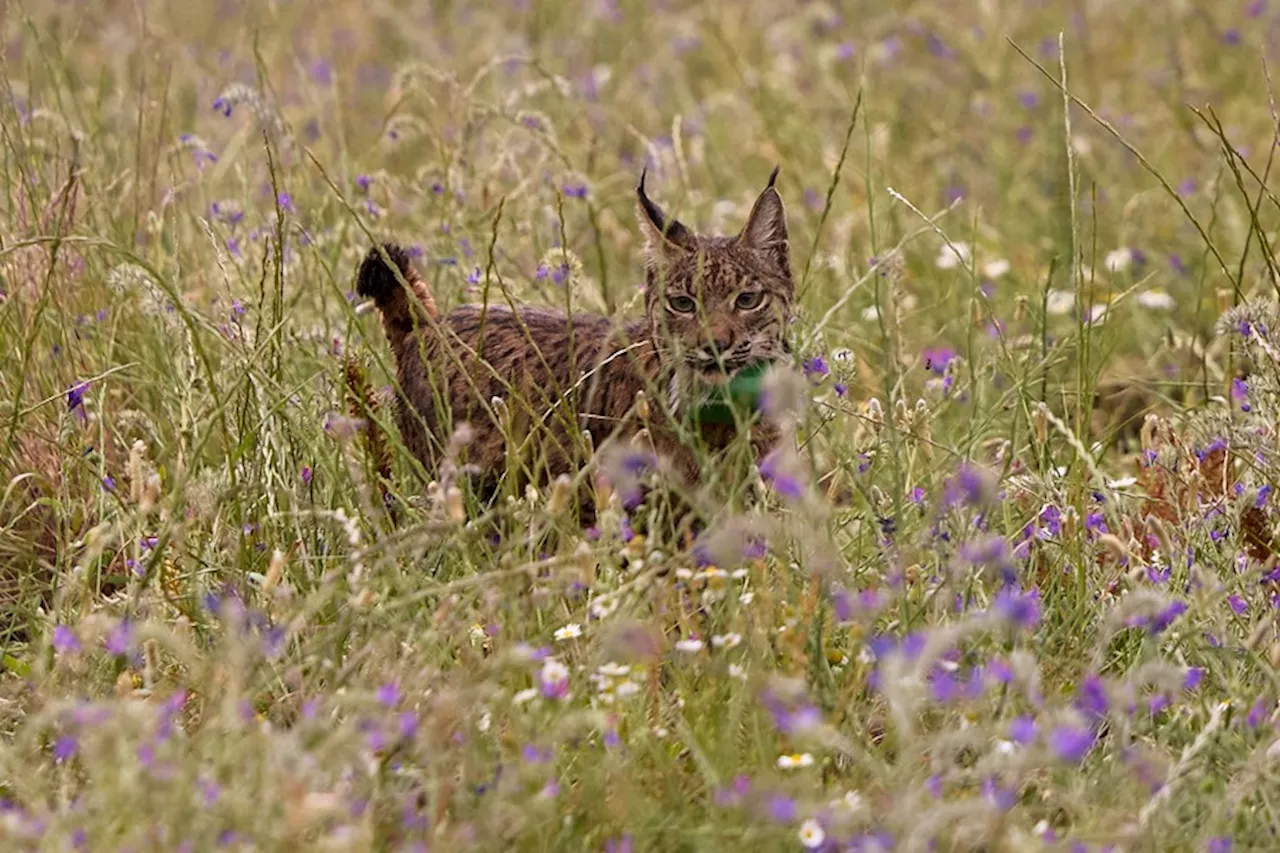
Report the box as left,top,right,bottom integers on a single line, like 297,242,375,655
2,0,1279,850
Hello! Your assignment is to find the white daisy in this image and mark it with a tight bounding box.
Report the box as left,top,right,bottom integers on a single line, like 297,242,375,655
983,258,1011,278
799,819,826,849
512,688,539,705
553,623,583,641
1137,289,1175,310
674,638,704,653
935,241,972,270
711,632,743,649
1104,248,1133,273
590,597,619,619
777,752,815,769
597,662,631,677
1045,289,1074,315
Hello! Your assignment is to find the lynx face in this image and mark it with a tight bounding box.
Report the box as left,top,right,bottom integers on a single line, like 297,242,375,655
638,169,794,387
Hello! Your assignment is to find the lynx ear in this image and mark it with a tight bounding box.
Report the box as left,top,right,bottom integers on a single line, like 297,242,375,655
637,168,695,262
739,165,789,271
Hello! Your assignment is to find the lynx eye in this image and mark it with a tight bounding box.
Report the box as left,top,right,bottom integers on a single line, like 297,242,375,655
667,295,697,314
734,291,766,311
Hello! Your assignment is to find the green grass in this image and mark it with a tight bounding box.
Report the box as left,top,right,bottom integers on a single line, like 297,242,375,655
2,1,1280,850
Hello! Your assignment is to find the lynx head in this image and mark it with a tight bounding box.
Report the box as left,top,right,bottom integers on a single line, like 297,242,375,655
637,167,793,385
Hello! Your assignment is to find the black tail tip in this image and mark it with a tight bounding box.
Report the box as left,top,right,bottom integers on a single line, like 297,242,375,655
356,242,415,303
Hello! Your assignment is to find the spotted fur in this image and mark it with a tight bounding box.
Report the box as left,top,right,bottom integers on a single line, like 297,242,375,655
355,169,794,513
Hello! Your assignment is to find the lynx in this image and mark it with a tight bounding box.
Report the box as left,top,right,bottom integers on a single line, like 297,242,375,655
355,168,794,519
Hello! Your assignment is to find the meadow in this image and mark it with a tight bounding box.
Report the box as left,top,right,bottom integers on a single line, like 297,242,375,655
3,0,1280,850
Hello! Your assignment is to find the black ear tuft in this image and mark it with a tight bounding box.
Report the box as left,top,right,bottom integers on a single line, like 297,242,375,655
766,164,780,190
636,170,694,252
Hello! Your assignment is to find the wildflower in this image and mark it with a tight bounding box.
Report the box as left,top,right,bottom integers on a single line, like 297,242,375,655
1228,595,1247,615
1008,716,1037,745
1076,674,1109,719
833,381,848,397
923,348,957,374
1049,726,1095,762
1137,289,1175,310
1184,668,1204,692
1046,289,1074,315
105,620,135,656
539,658,570,699
66,381,89,412
1231,377,1250,412
53,735,78,762
1206,839,1233,853
802,355,829,379
710,632,742,649
52,625,80,654
301,466,313,485
758,448,805,499
674,638,704,653
776,752,815,769
376,682,400,707
942,463,988,506
935,242,971,269
983,258,1011,278
1144,600,1188,635
798,819,825,849
1246,697,1269,728
563,182,588,198
982,777,1016,811
553,623,583,641
1104,248,1133,273
766,794,797,822
512,688,538,705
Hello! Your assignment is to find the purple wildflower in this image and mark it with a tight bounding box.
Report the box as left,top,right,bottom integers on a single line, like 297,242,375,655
1246,697,1269,728
1228,595,1247,615
1008,716,1037,745
802,355,829,379
605,836,633,853
53,735,78,762
923,348,957,374
992,586,1040,629
105,621,135,656
376,682,400,707
1207,839,1233,853
1076,674,1109,719
1144,600,1188,635
52,625,80,654
766,794,796,823
758,450,804,499
66,381,89,412
1049,726,1096,762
